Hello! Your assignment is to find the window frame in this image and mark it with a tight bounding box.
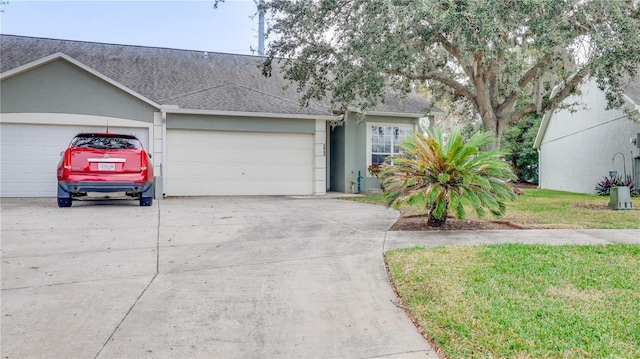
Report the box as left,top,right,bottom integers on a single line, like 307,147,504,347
366,122,416,177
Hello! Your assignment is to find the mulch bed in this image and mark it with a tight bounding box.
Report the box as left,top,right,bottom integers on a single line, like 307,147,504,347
388,182,535,231
390,214,524,231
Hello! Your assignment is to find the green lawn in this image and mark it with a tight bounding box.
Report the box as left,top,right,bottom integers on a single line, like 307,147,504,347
349,188,640,229
386,244,640,358
504,189,639,229
355,189,640,357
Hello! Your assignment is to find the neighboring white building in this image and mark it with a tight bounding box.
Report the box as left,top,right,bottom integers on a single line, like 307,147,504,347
534,77,640,194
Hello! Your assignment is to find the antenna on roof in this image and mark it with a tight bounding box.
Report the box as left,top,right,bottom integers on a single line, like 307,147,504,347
106,120,109,133
254,0,265,56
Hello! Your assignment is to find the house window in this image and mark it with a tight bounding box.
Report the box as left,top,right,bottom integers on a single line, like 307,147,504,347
367,123,413,175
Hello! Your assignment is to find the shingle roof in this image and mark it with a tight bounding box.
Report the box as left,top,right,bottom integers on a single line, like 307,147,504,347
0,35,438,117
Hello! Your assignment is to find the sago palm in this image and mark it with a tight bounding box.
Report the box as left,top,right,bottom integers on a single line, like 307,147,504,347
381,128,517,227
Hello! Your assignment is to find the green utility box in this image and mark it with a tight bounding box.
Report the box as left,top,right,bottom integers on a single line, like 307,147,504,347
609,186,634,210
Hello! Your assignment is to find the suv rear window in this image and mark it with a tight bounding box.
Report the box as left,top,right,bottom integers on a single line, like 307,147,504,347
71,134,142,150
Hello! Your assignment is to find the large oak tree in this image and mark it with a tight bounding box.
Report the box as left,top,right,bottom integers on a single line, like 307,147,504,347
219,0,640,146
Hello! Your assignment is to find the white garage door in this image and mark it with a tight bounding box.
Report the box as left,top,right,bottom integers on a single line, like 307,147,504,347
1,123,150,197
166,129,313,196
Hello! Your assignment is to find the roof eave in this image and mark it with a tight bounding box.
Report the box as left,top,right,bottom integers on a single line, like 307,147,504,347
162,107,338,121
347,106,445,118
363,111,434,118
533,109,552,149
623,93,640,112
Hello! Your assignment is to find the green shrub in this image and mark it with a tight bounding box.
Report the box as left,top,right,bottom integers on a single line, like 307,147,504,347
381,129,517,227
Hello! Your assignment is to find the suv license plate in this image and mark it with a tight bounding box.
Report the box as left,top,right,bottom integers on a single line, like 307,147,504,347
98,163,116,171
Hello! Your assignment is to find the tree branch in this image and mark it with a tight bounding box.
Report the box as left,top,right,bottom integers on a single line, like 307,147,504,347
388,69,476,104
424,25,475,80
519,53,554,88
497,53,554,116
486,58,499,108
504,68,588,126
542,68,589,112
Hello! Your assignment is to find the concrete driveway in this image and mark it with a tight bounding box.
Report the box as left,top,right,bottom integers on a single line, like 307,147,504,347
1,197,439,359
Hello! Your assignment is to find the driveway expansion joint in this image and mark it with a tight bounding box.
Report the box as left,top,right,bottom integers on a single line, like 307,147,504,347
0,274,156,292
94,273,158,359
95,200,162,358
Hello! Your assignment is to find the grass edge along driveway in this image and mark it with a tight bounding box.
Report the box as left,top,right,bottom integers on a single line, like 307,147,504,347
386,244,640,359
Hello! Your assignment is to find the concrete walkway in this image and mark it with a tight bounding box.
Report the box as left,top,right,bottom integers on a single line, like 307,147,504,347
385,228,640,250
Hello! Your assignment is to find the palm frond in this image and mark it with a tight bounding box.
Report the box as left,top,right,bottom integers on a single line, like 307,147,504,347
381,128,517,225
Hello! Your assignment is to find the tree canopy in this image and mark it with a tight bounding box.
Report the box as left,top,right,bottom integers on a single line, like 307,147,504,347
217,0,640,146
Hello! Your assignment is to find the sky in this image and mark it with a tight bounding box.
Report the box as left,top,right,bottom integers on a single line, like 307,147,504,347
0,0,263,55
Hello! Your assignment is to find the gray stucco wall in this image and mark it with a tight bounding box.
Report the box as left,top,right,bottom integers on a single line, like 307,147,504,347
1,59,157,122
329,112,419,193
538,80,640,194
166,113,315,134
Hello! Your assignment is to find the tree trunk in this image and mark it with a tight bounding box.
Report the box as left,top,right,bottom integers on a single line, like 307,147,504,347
427,214,447,227
427,205,448,227
475,92,503,149
481,115,505,149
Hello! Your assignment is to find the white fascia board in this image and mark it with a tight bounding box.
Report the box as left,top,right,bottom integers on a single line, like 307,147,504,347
425,110,447,117
533,80,566,149
364,110,443,118
163,108,338,121
622,94,640,113
346,106,444,118
533,110,552,149
0,52,162,110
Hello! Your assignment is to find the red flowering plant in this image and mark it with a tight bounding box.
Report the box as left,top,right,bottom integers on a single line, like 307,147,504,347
368,164,381,177
368,163,387,191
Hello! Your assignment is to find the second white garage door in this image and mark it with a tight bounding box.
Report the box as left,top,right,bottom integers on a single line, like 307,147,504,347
166,129,313,196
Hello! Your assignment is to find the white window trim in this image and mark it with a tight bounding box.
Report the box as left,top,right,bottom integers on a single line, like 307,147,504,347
366,122,416,177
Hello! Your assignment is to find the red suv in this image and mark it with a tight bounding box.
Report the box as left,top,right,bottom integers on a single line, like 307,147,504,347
57,133,154,207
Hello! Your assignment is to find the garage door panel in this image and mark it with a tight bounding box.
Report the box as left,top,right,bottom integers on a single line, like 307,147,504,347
1,123,150,197
167,129,313,196
170,163,311,180
169,149,312,166
169,141,310,158
181,131,307,148
170,149,311,165
167,178,311,196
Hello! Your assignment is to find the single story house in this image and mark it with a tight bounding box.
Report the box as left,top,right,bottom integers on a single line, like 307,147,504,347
534,76,640,194
0,35,441,198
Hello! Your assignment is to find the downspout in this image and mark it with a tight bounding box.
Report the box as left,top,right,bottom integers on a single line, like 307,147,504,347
537,148,541,189
161,110,168,198
159,105,179,197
